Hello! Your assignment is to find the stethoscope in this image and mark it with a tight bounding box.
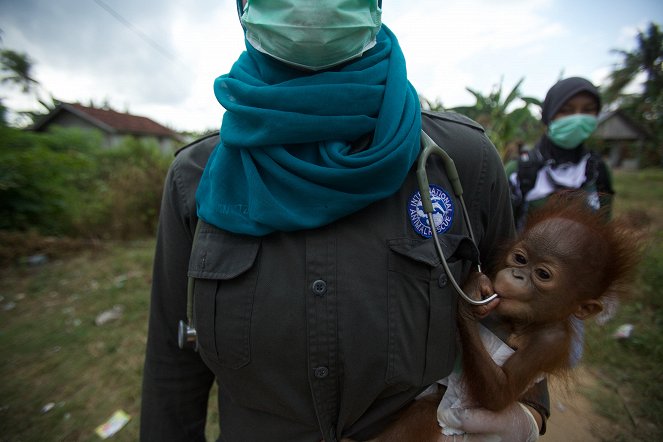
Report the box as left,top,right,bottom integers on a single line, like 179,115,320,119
417,131,498,306
178,131,497,350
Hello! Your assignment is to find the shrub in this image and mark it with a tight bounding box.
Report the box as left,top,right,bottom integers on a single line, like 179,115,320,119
0,126,172,241
75,137,172,239
0,127,99,234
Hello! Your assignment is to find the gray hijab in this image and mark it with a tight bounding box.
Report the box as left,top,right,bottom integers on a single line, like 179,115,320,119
537,77,601,163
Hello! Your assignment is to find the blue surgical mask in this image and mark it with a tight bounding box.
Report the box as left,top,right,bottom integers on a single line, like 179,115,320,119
547,114,598,149
240,0,382,71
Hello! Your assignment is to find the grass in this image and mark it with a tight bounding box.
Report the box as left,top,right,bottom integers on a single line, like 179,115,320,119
0,240,153,441
582,168,663,441
1,169,662,441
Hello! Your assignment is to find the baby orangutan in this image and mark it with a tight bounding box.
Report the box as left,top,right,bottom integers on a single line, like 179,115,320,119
455,195,640,413
358,196,640,441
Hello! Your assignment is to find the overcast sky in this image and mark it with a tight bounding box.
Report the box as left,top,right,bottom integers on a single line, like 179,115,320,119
1,0,661,133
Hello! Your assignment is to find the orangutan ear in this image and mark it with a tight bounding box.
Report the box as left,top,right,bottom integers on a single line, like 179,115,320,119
573,299,603,320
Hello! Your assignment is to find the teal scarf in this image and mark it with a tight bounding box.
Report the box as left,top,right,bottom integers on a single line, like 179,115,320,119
196,25,421,236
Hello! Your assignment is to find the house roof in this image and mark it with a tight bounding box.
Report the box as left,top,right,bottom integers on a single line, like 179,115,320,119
595,109,649,141
32,102,181,139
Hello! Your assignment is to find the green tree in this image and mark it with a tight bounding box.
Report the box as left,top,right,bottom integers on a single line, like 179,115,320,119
0,127,171,238
0,126,98,233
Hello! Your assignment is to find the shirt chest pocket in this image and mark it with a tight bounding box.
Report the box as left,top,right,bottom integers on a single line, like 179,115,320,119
385,234,478,388
188,222,261,370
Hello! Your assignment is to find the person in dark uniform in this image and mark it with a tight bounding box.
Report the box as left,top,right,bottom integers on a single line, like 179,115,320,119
140,1,548,440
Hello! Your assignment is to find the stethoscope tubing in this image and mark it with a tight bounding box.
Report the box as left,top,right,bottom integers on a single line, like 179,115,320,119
417,131,498,306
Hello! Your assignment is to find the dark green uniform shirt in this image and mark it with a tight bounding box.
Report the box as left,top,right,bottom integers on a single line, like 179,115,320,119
141,110,549,441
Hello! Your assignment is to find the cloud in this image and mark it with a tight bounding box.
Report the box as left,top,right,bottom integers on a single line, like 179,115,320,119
1,0,662,132
385,0,563,106
0,0,235,130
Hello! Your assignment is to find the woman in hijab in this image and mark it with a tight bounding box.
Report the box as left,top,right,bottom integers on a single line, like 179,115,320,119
506,77,614,231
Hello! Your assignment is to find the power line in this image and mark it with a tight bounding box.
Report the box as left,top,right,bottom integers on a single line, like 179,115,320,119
92,0,180,65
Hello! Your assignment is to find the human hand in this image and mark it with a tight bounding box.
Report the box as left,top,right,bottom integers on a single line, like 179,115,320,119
437,402,539,442
359,392,534,442
458,272,499,320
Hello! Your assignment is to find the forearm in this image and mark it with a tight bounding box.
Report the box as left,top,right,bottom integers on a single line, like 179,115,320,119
141,256,215,441
457,315,517,411
141,353,214,441
141,283,215,439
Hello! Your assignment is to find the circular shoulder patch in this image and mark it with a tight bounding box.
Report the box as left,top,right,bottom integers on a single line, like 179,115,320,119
408,185,455,238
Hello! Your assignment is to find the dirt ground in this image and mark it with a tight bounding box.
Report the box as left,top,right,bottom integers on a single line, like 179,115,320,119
541,367,617,442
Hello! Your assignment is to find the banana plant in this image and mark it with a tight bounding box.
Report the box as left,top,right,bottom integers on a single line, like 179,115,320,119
449,77,541,158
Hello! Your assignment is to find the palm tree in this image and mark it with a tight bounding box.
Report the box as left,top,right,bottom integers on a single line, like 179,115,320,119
0,48,42,126
0,49,38,93
604,22,663,103
419,94,444,112
604,22,663,166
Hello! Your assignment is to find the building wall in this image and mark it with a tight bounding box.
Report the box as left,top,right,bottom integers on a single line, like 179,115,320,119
38,112,181,153
595,115,641,140
595,113,646,169
41,113,115,148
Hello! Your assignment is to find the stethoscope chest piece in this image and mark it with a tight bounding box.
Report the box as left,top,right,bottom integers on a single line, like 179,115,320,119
178,319,198,351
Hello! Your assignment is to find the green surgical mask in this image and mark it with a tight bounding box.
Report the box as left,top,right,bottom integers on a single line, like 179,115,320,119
240,0,382,71
547,114,598,149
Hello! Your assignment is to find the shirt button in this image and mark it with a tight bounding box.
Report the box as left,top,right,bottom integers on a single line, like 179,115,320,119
314,366,329,378
311,279,327,296
438,273,448,287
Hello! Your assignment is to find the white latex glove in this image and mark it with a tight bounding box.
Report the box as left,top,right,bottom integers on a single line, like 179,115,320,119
437,402,539,442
